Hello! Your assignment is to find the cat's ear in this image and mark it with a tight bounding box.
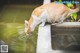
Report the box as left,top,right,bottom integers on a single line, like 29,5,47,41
25,20,29,33
25,20,29,27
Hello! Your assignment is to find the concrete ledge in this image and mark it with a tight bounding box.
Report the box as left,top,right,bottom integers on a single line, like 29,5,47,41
52,22,80,27
36,23,80,53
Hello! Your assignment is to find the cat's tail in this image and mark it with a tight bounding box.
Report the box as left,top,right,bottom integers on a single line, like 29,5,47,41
69,4,79,13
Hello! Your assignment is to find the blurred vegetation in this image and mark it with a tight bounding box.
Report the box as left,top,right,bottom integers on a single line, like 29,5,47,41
0,5,39,53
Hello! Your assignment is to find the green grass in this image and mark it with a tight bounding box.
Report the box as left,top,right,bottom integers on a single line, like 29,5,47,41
0,5,39,53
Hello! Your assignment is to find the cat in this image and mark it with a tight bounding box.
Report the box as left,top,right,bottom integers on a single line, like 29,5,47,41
25,2,79,35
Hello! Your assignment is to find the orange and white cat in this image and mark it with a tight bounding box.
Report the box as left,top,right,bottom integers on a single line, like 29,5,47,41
25,2,79,35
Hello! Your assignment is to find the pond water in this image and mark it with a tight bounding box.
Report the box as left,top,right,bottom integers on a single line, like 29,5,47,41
0,5,38,53
0,23,38,53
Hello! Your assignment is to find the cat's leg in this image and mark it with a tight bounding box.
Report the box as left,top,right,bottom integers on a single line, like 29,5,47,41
40,22,46,26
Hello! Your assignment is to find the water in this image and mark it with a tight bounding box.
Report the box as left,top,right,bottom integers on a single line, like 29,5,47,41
0,22,37,53
0,5,38,53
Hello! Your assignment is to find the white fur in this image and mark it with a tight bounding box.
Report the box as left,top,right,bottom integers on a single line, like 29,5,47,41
30,15,41,31
30,9,50,31
39,9,50,26
25,20,29,32
39,9,47,22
